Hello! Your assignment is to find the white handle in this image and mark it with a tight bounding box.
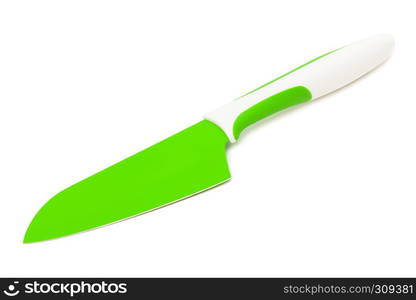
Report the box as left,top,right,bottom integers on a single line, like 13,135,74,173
205,34,394,142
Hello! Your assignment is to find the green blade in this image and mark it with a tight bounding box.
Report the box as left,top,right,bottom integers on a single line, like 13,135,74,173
24,120,230,243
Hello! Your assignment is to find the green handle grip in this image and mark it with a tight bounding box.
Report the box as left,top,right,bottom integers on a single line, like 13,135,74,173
233,86,312,139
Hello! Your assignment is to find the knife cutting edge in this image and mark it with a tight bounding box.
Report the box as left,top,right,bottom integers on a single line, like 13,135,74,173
24,34,394,243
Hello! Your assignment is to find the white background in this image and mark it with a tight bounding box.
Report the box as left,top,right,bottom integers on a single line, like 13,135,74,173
0,0,415,277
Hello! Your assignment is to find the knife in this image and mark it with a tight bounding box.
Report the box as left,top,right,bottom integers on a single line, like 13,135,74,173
24,34,394,243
